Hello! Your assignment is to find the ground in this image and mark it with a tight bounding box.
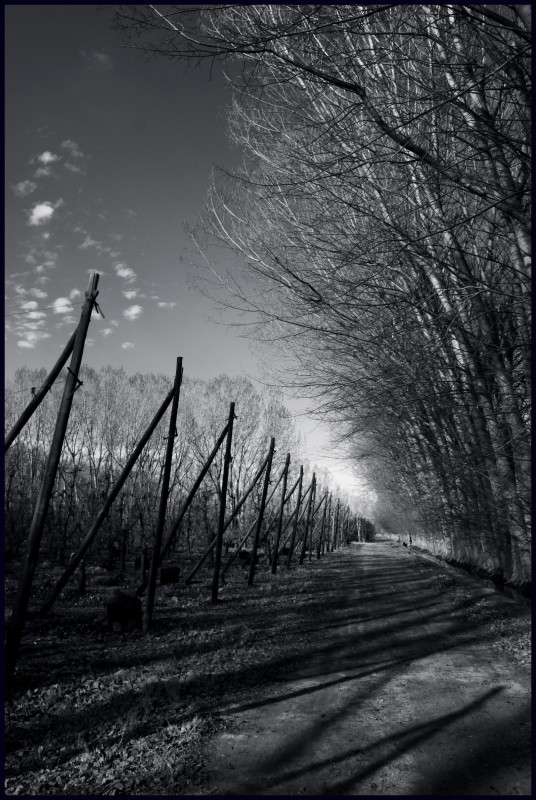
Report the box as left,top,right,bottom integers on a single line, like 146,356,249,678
4,538,531,795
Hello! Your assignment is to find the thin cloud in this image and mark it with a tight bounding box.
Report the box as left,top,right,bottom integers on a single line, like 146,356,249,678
123,305,143,321
52,297,74,314
29,288,48,299
17,330,51,349
69,289,82,300
115,262,137,282
100,328,114,336
64,162,85,174
80,47,113,69
34,167,53,178
123,290,138,299
13,180,37,198
121,342,135,349
79,235,100,250
157,301,178,309
61,140,84,159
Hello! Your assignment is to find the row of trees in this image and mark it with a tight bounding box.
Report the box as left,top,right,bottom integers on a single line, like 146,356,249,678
114,4,531,588
5,365,364,569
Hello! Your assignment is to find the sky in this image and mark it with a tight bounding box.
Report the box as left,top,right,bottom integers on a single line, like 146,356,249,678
4,5,373,501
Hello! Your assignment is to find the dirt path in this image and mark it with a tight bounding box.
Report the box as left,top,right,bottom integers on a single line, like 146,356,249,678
195,539,531,796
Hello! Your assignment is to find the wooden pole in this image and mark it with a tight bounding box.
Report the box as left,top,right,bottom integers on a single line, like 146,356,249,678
286,466,304,568
143,357,183,633
211,403,235,603
40,381,176,616
316,493,329,559
184,445,276,584
271,453,290,575
5,328,78,452
299,473,316,565
6,273,99,683
248,438,275,586
159,419,230,561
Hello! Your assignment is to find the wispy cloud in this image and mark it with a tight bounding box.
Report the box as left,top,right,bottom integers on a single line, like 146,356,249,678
80,47,113,70
69,289,82,300
157,301,178,309
115,262,137,282
17,330,51,349
61,140,84,159
79,235,100,250
100,328,114,337
29,287,48,299
12,180,37,198
123,289,138,299
121,342,135,349
123,305,143,321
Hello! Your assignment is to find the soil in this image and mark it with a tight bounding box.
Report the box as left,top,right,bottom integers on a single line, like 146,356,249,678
4,538,531,795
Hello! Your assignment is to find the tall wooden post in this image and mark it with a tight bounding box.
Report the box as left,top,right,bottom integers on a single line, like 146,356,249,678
299,473,315,565
286,465,303,568
211,403,235,603
271,453,290,574
316,493,329,559
333,499,340,551
6,273,100,684
144,357,183,633
248,437,275,586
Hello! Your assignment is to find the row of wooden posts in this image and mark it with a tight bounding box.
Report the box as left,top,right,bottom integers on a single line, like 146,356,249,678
4,273,357,685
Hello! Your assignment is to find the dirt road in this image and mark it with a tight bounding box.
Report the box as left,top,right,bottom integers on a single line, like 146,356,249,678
197,539,531,795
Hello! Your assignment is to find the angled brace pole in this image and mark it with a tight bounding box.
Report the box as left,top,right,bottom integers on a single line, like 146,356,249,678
40,380,176,616
248,437,275,586
6,273,99,684
286,465,304,568
144,356,183,633
159,419,230,562
212,403,235,603
220,463,286,576
5,328,78,452
271,453,291,575
299,473,316,565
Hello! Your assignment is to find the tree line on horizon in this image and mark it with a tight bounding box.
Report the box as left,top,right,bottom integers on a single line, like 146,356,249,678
5,366,363,569
113,5,531,590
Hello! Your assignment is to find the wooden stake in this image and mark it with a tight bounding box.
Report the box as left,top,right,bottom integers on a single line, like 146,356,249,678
211,403,235,603
144,357,183,633
248,438,275,586
6,273,99,683
271,453,290,575
299,473,316,565
286,465,304,568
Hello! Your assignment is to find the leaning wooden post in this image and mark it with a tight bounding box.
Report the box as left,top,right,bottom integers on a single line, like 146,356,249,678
286,465,304,568
160,419,230,562
299,473,315,565
248,438,275,586
316,493,329,559
6,273,100,684
211,403,235,603
185,446,274,584
5,328,78,452
333,499,340,551
144,357,183,633
271,453,290,574
40,383,176,616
